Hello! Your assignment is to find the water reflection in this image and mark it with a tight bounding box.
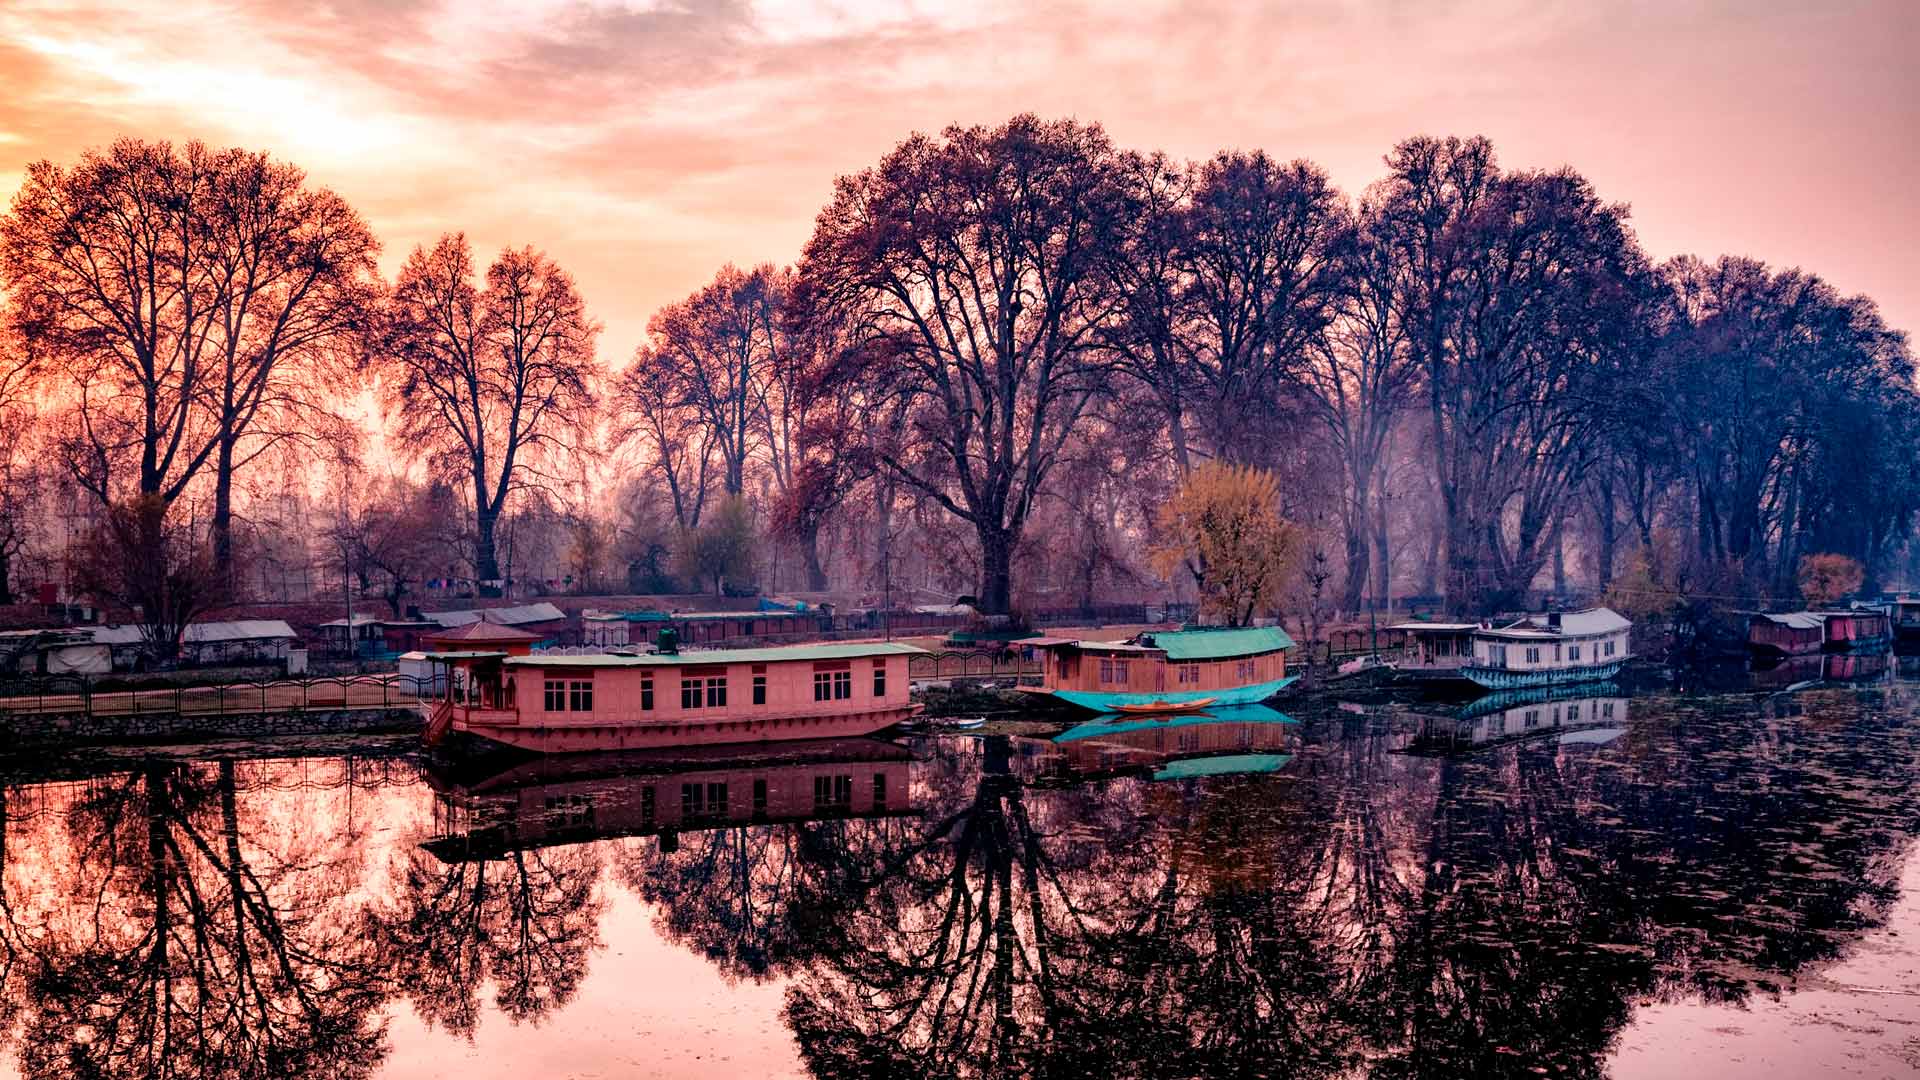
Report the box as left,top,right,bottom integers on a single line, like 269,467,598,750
1,685,1918,1078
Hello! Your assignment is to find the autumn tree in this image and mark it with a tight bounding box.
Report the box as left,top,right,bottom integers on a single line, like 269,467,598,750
802,115,1132,615
636,265,783,496
329,478,461,617
73,496,234,662
384,234,601,591
1797,553,1864,608
676,494,757,596
1151,462,1301,626
0,139,379,567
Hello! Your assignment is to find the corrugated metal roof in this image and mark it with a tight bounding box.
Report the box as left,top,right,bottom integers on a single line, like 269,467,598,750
89,620,298,645
506,642,926,668
1751,611,1828,630
1147,626,1295,661
1389,622,1480,632
426,603,567,628
1514,607,1632,636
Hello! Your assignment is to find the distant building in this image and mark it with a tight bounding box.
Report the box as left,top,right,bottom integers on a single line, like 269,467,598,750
90,620,302,669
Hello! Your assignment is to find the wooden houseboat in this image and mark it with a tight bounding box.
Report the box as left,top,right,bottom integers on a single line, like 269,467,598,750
1819,608,1890,651
1388,622,1479,682
1022,627,1296,714
1892,597,1920,644
421,639,925,753
1462,607,1632,690
1746,611,1827,658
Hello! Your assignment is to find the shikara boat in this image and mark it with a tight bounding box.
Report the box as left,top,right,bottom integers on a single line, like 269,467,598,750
1113,696,1217,715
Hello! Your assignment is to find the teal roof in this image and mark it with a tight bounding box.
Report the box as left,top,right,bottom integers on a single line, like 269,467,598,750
506,642,925,668
1152,753,1292,781
1148,626,1294,661
1054,704,1295,743
420,651,509,661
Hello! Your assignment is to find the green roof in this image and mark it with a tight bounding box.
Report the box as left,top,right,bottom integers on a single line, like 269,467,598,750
1147,627,1294,661
1054,704,1295,743
1152,753,1292,781
420,651,510,661
505,642,926,668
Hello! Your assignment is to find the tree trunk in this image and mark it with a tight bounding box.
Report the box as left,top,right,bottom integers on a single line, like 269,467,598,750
0,549,11,606
213,437,236,577
1371,477,1392,612
977,526,1014,616
475,503,502,592
1595,481,1617,593
1340,525,1369,616
799,524,828,592
1551,520,1566,597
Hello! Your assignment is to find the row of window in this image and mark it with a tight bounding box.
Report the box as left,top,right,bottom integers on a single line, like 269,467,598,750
1486,637,1624,668
1105,658,1261,685
544,664,890,712
636,774,892,825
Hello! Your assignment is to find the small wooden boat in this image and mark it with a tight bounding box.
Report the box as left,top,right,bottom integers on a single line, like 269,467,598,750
1113,696,1217,715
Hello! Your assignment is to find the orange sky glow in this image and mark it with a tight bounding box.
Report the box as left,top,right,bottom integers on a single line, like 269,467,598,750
2,0,1915,359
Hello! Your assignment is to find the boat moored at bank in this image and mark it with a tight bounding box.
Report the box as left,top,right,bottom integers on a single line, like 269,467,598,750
1461,607,1632,690
1022,626,1296,714
422,639,926,754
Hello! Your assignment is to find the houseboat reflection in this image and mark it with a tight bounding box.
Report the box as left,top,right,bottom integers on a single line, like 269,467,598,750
1037,703,1299,783
1407,686,1629,753
422,737,919,861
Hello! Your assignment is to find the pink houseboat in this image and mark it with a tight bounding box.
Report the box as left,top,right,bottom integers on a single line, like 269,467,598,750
422,640,926,753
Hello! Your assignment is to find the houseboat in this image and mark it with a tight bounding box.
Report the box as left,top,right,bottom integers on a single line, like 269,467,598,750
1746,611,1827,658
1022,626,1296,714
1461,607,1632,690
421,639,926,754
1892,597,1920,644
1820,608,1890,651
1388,622,1480,683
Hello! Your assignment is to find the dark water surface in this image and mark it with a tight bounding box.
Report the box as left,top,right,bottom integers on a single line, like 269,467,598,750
3,679,1920,1078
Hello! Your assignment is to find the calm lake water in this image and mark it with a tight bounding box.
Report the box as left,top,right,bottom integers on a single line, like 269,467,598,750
3,671,1920,1078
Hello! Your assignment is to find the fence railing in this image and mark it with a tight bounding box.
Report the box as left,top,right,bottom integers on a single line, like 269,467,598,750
907,651,1043,683
0,673,437,720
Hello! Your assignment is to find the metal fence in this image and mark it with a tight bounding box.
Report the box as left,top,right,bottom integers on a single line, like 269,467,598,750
0,673,435,719
907,650,1044,684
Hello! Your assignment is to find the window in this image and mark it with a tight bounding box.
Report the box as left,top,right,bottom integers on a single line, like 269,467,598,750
814,774,853,811
1524,646,1541,664
873,773,887,807
1569,644,1582,662
1489,644,1508,667
641,785,655,824
753,778,768,817
544,793,593,830
544,679,566,711
1099,658,1131,684
706,678,727,708
753,674,767,705
814,671,833,702
568,680,593,712
1523,708,1539,727
640,674,654,710
873,661,887,697
832,670,852,699
1553,644,1562,662
1236,659,1256,681
1567,703,1580,721
682,782,727,820
1177,664,1201,685
1605,640,1617,657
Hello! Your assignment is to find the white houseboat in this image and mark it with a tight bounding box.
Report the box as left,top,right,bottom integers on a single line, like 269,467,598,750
1461,607,1632,690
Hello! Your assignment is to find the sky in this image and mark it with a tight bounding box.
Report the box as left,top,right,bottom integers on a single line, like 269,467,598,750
1,0,1915,360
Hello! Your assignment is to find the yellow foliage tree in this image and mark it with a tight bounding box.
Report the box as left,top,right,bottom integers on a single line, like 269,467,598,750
1150,463,1301,626
1797,553,1864,608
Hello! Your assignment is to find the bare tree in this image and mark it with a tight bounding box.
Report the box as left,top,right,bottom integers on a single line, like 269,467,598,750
0,139,379,567
384,235,601,591
801,115,1133,615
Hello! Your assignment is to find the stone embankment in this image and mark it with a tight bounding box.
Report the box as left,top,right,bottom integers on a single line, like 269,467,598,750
0,706,423,751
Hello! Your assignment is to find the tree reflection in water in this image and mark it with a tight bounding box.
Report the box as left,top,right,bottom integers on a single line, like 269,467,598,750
0,688,1916,1079
371,842,605,1034
0,759,390,1079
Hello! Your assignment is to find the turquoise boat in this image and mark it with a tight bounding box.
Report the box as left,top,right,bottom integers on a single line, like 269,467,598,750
1023,626,1297,715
